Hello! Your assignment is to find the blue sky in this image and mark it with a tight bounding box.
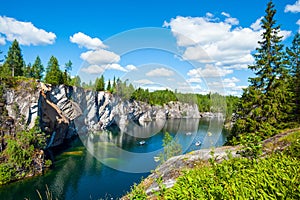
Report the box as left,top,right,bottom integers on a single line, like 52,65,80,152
0,0,299,95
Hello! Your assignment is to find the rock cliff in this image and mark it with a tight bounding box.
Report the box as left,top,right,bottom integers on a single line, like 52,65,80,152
3,82,201,148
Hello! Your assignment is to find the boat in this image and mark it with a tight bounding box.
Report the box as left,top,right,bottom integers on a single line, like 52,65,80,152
138,140,146,145
185,132,192,136
154,156,160,162
195,141,201,146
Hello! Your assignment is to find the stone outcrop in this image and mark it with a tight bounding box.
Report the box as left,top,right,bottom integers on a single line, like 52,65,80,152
4,82,201,147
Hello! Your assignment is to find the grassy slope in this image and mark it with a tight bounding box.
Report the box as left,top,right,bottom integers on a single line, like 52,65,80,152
124,128,300,200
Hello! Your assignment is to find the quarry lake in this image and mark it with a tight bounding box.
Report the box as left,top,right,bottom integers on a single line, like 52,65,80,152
0,117,227,199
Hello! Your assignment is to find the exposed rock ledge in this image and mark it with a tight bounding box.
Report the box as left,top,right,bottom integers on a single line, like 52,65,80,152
4,82,201,148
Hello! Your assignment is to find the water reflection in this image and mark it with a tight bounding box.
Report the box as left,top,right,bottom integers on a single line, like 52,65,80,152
79,118,225,173
0,117,226,200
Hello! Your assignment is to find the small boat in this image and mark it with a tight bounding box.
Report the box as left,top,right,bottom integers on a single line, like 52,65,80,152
207,132,212,136
139,140,146,145
195,141,201,146
154,156,160,162
185,132,192,136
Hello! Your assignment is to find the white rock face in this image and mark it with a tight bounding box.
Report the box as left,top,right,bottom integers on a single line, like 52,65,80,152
6,83,201,147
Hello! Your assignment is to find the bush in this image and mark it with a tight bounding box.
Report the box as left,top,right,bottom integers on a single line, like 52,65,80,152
165,153,300,199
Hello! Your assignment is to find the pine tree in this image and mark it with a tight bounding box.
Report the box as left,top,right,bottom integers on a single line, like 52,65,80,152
63,60,72,85
44,56,63,85
3,40,24,77
232,1,292,139
286,33,300,122
31,56,44,80
70,75,81,87
95,75,105,91
107,79,111,92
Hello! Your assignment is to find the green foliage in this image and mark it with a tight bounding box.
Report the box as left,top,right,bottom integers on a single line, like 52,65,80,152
286,33,300,123
44,56,63,85
31,56,44,80
158,132,182,164
106,79,112,92
69,75,81,87
164,153,300,199
62,60,72,85
230,1,294,143
127,182,147,200
131,88,177,105
2,39,25,77
0,163,16,185
239,133,263,158
0,117,47,185
95,75,105,91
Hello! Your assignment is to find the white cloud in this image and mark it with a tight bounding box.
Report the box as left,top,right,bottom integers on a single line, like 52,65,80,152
70,32,106,50
80,49,120,65
0,35,5,45
165,15,291,70
223,77,240,83
146,68,174,77
80,63,129,74
126,64,137,71
297,19,300,32
285,0,300,13
206,12,214,18
105,63,127,72
0,16,56,45
164,16,231,46
133,79,154,85
250,17,263,31
187,64,233,78
225,17,239,25
81,65,104,74
187,77,203,83
221,12,230,18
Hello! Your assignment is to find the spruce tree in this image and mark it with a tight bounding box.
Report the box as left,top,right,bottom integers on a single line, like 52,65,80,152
3,39,24,77
232,1,292,139
44,56,63,85
31,56,44,80
95,75,105,91
107,79,111,92
286,33,300,122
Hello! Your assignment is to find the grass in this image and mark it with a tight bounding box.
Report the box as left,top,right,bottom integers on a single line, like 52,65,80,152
126,128,300,199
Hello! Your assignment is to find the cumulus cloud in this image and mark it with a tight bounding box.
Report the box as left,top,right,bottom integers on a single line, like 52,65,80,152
80,49,120,65
285,0,300,13
80,63,138,74
164,15,291,70
126,64,138,71
81,65,105,74
187,77,203,83
187,64,233,78
70,32,107,50
0,16,56,45
250,17,263,31
146,68,174,77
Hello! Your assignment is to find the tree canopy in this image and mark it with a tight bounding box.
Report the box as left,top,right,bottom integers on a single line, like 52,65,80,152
2,40,25,77
44,56,63,85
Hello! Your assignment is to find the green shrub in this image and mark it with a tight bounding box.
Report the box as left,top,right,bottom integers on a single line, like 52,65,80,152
164,153,300,199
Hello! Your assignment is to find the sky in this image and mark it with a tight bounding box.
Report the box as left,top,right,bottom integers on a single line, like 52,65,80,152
0,0,299,96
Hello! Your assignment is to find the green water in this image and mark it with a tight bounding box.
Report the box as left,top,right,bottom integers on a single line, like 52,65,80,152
0,118,226,199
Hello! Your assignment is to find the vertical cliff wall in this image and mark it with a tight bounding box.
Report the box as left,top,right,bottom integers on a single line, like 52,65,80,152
4,82,201,148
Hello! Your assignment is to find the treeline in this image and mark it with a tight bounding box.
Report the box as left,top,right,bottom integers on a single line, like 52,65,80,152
228,1,300,144
91,75,239,120
0,39,81,87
